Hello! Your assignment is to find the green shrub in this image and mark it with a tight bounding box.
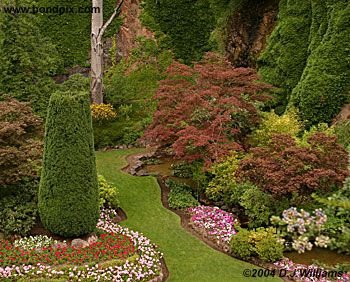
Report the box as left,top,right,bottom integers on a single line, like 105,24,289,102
317,179,350,254
335,121,350,150
38,91,99,237
59,74,90,92
97,38,172,148
206,153,244,205
230,227,284,262
0,180,38,236
93,119,144,148
255,236,285,262
250,109,303,146
98,175,119,209
166,179,199,209
171,162,194,178
239,185,279,228
229,228,254,260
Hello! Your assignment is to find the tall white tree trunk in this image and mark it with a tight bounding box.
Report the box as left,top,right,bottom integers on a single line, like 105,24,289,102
91,0,104,104
90,0,124,104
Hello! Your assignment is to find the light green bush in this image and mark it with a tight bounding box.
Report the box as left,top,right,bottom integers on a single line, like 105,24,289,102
250,109,303,146
206,153,244,205
230,227,284,262
98,175,119,209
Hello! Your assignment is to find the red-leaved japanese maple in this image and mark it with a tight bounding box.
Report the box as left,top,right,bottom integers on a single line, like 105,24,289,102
236,133,349,197
143,53,272,166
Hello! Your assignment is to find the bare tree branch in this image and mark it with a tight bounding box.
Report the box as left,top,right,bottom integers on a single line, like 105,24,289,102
99,0,125,39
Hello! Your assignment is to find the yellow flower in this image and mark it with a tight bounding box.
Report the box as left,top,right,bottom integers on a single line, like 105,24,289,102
90,103,117,121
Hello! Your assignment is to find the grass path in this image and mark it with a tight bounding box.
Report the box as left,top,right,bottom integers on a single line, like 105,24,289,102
96,149,280,282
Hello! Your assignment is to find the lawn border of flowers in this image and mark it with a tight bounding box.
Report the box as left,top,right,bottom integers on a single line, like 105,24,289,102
0,208,166,281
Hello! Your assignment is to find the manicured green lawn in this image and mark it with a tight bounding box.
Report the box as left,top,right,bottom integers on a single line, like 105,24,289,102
97,149,281,282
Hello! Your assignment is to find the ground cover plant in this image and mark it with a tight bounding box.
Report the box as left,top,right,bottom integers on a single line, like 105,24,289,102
166,179,199,209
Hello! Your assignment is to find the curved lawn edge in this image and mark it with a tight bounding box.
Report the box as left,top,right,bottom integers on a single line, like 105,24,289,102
96,149,281,282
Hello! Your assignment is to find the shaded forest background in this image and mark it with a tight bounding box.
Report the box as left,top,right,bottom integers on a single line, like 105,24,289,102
0,0,349,140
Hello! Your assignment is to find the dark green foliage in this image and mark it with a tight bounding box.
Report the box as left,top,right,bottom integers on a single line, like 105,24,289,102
291,1,350,125
239,185,279,228
166,179,199,209
96,38,172,148
171,162,194,178
0,180,39,236
59,74,90,92
259,0,350,125
258,0,312,94
38,0,121,69
142,0,215,63
38,91,99,237
0,0,60,117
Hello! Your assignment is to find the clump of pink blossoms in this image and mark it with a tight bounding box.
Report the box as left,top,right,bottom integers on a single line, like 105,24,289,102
187,206,238,243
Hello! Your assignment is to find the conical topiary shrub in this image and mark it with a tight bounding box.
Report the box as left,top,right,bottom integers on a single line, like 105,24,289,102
38,91,99,237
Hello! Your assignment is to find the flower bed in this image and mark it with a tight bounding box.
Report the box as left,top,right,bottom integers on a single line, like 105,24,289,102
187,206,238,249
0,233,135,266
0,208,162,281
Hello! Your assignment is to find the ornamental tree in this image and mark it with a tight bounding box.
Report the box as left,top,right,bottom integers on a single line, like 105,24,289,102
0,98,43,187
144,53,272,167
236,133,349,197
38,91,99,237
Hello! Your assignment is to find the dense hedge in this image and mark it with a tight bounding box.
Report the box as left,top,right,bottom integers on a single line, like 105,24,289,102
141,0,215,64
38,0,120,69
258,0,312,95
259,0,350,125
291,0,350,125
38,91,99,237
0,0,59,117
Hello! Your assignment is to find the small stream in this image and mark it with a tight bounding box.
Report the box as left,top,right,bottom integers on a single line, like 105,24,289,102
144,158,196,187
285,248,350,266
